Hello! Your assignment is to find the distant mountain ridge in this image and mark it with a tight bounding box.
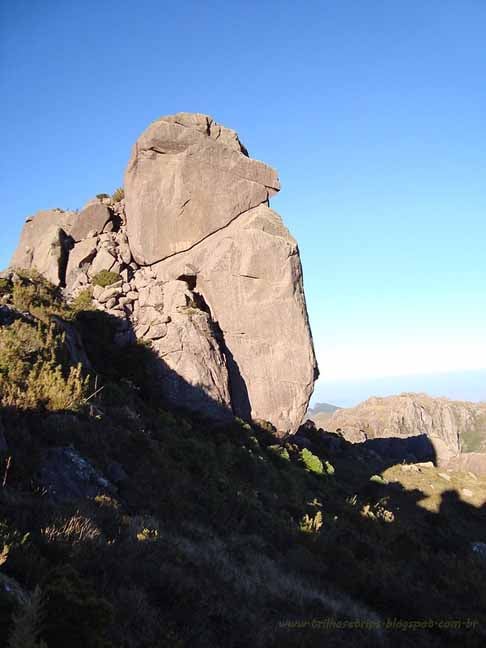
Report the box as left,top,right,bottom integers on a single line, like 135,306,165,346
307,392,486,474
307,402,341,429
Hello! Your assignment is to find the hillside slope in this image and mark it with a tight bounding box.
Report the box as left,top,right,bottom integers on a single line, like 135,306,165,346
0,275,485,647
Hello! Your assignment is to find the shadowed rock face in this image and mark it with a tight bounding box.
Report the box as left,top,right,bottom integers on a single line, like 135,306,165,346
8,112,318,433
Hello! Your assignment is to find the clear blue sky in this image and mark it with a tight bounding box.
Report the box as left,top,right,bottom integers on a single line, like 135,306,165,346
1,1,485,403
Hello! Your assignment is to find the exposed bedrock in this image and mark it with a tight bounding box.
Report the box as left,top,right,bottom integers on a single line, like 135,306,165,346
9,112,318,433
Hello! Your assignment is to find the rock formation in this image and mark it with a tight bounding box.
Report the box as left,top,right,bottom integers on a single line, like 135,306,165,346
8,112,318,433
319,392,486,468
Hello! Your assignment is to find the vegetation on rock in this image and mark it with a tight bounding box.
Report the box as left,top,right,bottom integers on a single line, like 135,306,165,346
111,187,124,202
91,271,122,288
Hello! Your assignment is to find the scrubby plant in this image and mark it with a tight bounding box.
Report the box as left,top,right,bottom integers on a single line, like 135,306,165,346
95,193,110,200
91,271,121,288
369,474,387,485
9,271,66,319
0,317,89,411
324,460,335,475
235,416,252,432
111,187,124,202
299,510,323,534
41,515,102,546
268,444,290,461
300,447,323,474
70,289,94,312
0,361,88,411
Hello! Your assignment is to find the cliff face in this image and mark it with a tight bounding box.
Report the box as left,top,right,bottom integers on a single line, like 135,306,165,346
8,112,318,433
322,392,486,466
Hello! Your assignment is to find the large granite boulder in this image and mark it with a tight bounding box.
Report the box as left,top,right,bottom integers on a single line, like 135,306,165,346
124,112,280,265
10,209,76,285
8,113,318,433
69,203,112,242
153,204,318,433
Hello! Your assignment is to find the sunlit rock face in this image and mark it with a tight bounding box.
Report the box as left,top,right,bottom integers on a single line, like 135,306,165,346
9,112,318,433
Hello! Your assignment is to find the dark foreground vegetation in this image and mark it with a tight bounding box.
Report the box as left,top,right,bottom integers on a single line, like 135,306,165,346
0,272,485,647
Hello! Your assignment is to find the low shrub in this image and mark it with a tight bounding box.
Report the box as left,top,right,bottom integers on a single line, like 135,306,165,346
111,187,124,202
9,271,64,316
91,271,121,288
95,193,110,200
300,510,323,534
268,444,290,461
369,474,387,485
324,460,335,475
70,289,94,313
300,448,323,475
0,361,88,411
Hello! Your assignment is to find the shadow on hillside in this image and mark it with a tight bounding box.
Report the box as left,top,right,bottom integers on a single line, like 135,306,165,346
296,421,486,547
73,308,241,424
1,306,486,646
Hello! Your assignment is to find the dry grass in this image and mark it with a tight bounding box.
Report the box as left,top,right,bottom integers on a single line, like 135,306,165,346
41,514,102,545
383,462,486,512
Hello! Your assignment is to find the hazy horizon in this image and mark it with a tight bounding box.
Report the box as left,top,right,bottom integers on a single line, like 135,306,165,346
312,367,486,409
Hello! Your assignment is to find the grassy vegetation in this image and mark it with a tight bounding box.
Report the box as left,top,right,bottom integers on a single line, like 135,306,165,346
69,289,94,313
0,275,485,647
111,188,124,202
91,271,121,288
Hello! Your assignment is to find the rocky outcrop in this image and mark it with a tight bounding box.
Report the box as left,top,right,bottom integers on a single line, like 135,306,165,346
322,393,486,469
125,113,279,265
8,112,318,433
40,447,116,503
10,209,76,286
153,203,318,431
69,203,112,242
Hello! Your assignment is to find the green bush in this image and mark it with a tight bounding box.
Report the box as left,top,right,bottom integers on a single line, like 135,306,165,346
300,448,323,475
10,271,65,318
96,193,110,200
369,474,387,485
0,318,89,410
0,359,88,411
70,289,94,312
91,271,121,288
324,460,335,475
268,444,290,461
111,187,124,202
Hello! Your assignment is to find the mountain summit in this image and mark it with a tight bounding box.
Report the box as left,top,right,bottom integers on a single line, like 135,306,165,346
9,113,318,433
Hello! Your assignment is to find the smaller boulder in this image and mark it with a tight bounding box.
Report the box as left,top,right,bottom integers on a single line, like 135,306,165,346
39,447,116,503
70,204,112,242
